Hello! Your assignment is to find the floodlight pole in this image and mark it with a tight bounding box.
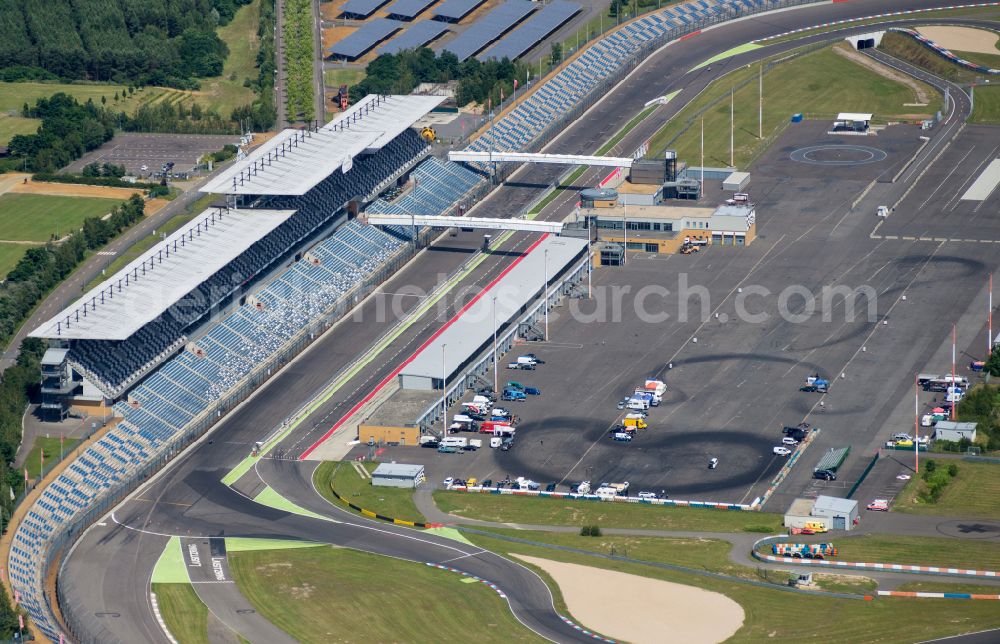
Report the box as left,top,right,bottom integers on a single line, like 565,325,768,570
543,248,549,341
441,343,448,437
492,296,498,393
700,118,705,198
758,62,763,139
951,323,957,421
730,89,735,168
989,272,993,357
914,374,919,474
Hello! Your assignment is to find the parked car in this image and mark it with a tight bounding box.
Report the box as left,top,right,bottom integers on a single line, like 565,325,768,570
506,381,526,391
638,491,658,499
545,483,556,492
708,457,718,469
867,499,889,511
781,437,799,446
524,386,541,395
813,469,837,481
521,354,544,364
437,445,459,454
773,446,792,456
501,389,526,401
421,440,440,448
481,479,492,488
617,398,627,410
443,477,454,488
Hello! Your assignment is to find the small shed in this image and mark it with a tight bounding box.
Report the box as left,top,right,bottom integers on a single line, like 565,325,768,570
832,112,872,133
784,498,828,531
811,495,859,531
722,171,750,192
934,421,977,443
371,463,425,488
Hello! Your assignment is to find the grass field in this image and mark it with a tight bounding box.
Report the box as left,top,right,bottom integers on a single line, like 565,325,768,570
433,491,782,533
645,44,942,169
313,461,426,523
0,193,122,242
196,0,260,118
0,82,190,116
0,114,39,145
24,435,82,480
0,242,33,278
85,192,218,290
229,545,544,643
152,583,209,644
467,532,1000,643
471,527,749,575
324,67,366,88
894,460,1000,519
971,85,1000,125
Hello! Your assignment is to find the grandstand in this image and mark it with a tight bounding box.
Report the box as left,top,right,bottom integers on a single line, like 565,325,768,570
12,2,794,639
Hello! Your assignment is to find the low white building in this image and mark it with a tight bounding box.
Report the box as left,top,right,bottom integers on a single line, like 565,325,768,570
934,421,977,443
371,463,425,488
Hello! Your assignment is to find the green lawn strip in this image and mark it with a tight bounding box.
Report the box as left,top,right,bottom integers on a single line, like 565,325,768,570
0,82,178,115
0,114,40,145
225,537,324,552
467,527,751,576
0,194,124,242
313,461,425,523
0,243,34,279
971,85,1000,125
467,532,1000,644
894,461,1000,520
24,436,81,479
646,44,942,169
829,534,1000,571
594,103,659,156
761,6,1000,45
152,583,209,644
689,43,763,72
950,48,1000,70
433,491,782,533
895,581,1000,595
810,573,878,594
252,485,334,521
85,192,219,290
229,546,545,643
324,67,366,88
151,536,189,584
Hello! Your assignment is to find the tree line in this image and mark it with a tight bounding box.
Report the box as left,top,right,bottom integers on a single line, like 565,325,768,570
0,0,252,88
350,48,529,111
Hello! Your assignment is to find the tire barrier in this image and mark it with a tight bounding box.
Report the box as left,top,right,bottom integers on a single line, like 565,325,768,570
877,590,1000,600
751,535,1000,580
329,486,443,528
426,562,618,643
448,485,754,511
755,3,1000,43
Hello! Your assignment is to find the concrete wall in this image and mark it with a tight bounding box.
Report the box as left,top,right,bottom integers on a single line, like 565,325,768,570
359,424,420,446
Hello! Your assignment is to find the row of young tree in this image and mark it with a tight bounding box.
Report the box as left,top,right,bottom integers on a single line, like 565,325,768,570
0,0,252,88
351,48,529,111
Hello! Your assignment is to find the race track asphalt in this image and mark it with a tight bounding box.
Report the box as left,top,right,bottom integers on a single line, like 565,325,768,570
58,2,1000,642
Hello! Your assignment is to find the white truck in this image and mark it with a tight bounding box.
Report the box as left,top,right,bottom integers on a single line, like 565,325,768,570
644,379,667,397
467,438,482,450
442,436,468,448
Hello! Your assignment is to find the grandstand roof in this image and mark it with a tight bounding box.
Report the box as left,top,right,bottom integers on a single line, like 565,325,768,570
322,94,445,149
202,95,444,196
400,236,587,381
30,208,295,341
201,127,381,196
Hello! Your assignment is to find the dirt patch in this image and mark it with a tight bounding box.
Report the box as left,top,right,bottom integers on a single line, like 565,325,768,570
10,181,145,200
833,43,930,105
0,173,30,197
916,25,1000,55
513,554,745,644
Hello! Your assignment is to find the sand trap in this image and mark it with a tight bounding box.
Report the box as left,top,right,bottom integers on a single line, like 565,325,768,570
11,181,144,200
513,554,744,644
916,26,1000,55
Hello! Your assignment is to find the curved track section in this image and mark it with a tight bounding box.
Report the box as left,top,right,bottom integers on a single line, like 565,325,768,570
50,1,992,642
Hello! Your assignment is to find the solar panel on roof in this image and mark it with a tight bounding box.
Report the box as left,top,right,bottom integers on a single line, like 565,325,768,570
439,0,536,61
378,20,449,54
340,0,393,17
433,0,486,21
387,0,439,19
328,18,404,59
477,0,580,61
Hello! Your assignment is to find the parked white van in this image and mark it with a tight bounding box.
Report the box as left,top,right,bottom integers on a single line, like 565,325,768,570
627,398,649,410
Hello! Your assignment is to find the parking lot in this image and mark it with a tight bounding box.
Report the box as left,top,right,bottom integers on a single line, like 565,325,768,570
63,133,240,177
354,121,1000,510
